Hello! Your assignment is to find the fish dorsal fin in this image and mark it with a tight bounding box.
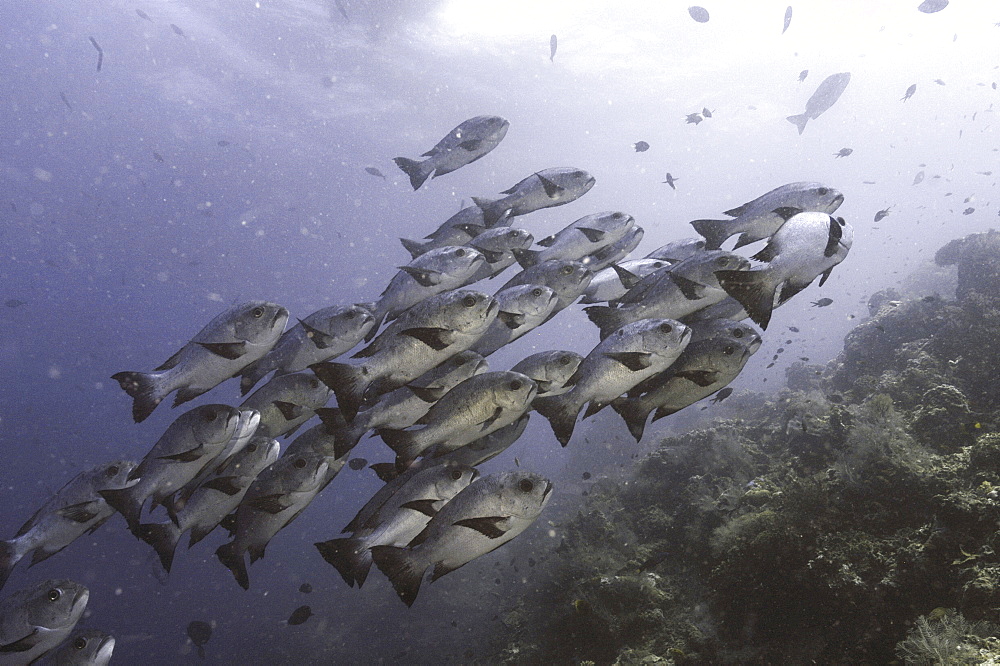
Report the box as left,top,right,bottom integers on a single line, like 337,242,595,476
577,227,606,243
536,234,557,247
201,476,243,496
0,628,40,653
157,445,204,463
459,139,483,151
498,310,525,329
604,351,653,371
407,384,446,403
772,206,802,222
56,501,102,524
752,240,780,263
823,216,844,258
453,516,508,539
611,263,642,290
274,400,304,421
155,348,185,371
421,149,437,157
299,318,335,349
399,266,442,288
400,327,453,351
400,498,438,517
668,272,707,300
674,369,720,387
537,173,564,199
723,201,752,217
248,493,291,514
196,341,247,360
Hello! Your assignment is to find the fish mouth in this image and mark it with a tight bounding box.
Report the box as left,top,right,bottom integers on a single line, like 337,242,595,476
273,307,290,328
486,298,500,317
829,192,846,210
473,358,491,375
95,636,116,660
71,586,90,614
236,409,262,437
541,479,554,501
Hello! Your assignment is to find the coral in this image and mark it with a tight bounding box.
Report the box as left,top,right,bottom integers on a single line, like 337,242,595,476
895,608,996,665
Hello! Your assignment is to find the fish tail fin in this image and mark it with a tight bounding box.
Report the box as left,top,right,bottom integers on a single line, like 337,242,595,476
689,219,731,250
393,157,432,190
188,525,213,548
786,113,809,134
368,462,400,482
370,545,425,607
99,487,141,532
399,237,429,259
310,362,368,421
610,397,651,442
510,247,540,269
471,197,508,227
376,429,423,468
715,268,778,330
216,542,250,590
111,371,166,423
316,407,363,458
583,305,629,339
0,540,24,591
136,522,181,573
533,395,580,447
315,537,374,588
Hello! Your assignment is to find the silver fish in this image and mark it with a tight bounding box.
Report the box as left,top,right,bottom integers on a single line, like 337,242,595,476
394,116,509,190
499,259,593,316
279,424,349,494
215,452,329,590
512,212,635,268
715,212,854,329
311,289,499,420
315,463,478,587
113,301,289,422
534,319,691,446
581,258,672,304
470,285,558,356
644,238,707,263
370,469,552,606
690,182,844,249
786,72,851,134
473,167,596,226
52,629,115,666
511,350,584,398
239,372,332,439
582,225,644,272
399,206,494,259
135,437,280,573
0,461,136,591
238,304,374,395
0,579,88,663
464,227,534,281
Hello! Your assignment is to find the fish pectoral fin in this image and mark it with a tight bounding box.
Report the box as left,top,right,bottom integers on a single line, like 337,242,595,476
0,629,40,653
577,227,606,243
158,446,205,463
399,499,439,517
674,369,720,387
498,310,525,330
478,406,504,431
474,247,504,264
400,327,454,351
668,272,707,300
298,318,336,349
407,384,447,403
610,263,642,290
155,348,185,371
455,223,486,238
247,493,292,514
274,400,306,421
201,476,243,496
772,206,802,222
604,351,654,371
536,234,557,248
818,267,835,287
536,173,565,199
398,265,443,287
453,516,509,539
57,501,102,524
196,341,248,360
458,139,483,151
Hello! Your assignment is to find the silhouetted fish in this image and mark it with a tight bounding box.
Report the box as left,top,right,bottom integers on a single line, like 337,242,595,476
688,6,710,23
287,605,312,625
783,6,792,33
187,621,211,659
549,34,557,61
170,24,186,38
365,167,387,180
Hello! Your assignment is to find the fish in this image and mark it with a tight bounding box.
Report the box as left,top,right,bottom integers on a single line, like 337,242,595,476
963,207,975,215
470,285,558,356
702,107,713,118
364,246,487,338
798,69,809,82
239,373,332,439
644,238,707,263
239,304,374,395
364,167,386,180
874,207,892,222
715,212,854,329
633,141,650,152
135,9,152,21
580,258,672,304
186,621,211,659
0,579,88,663
711,387,734,403
584,225,644,273
499,259,593,318
112,301,288,422
59,92,73,112
311,289,498,420
51,629,115,665
902,83,917,101
394,116,509,190
170,23,186,38
690,181,845,250
510,350,584,398
135,437,279,573
279,423,348,491
317,350,488,458
370,470,552,606
512,212,635,269
472,167,596,226
464,227,535,281
152,151,164,162
786,72,851,134
0,460,136,592
215,452,330,590
834,148,853,158
918,0,949,14
99,405,253,532
783,6,792,33
685,113,703,125
688,6,710,23
534,319,692,446
812,297,833,307
663,173,678,189
399,205,495,259
287,606,312,625
913,171,925,185
611,322,762,440
585,251,749,339
3,299,26,309
87,37,103,72
316,463,478,587
378,371,537,467
549,34,557,61
935,79,945,85
299,583,311,593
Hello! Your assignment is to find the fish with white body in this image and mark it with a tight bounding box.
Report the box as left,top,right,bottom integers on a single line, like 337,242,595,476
582,225,644,272
399,206,496,259
464,227,534,282
499,259,593,316
394,116,509,190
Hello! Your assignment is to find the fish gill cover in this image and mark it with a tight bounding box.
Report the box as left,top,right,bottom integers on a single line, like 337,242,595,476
0,1,999,663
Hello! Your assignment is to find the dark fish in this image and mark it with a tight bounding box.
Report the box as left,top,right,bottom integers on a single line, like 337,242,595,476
287,605,312,625
688,6,710,23
633,141,649,152
834,148,852,158
217,140,230,147
549,34,557,61
4,298,26,308
299,583,312,593
136,9,152,20
170,24,186,38
582,472,591,480
934,78,945,85
152,151,164,162
901,83,917,101
88,37,103,72
913,170,924,185
685,113,703,125
787,72,851,134
917,0,949,13
783,6,792,34
874,207,892,222
711,387,734,403
963,207,975,215
811,297,833,307
187,621,211,659
365,167,387,180
788,326,800,332
59,92,73,111
798,69,809,82
702,107,713,118
662,173,678,189
348,458,367,471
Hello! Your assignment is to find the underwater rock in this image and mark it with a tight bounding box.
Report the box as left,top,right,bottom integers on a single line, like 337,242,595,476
909,384,974,451
935,229,1000,299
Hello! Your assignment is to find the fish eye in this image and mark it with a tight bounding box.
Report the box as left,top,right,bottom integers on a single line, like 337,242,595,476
723,345,735,355
559,355,572,365
817,187,829,195
509,380,522,391
612,212,624,219
507,230,519,237
450,469,463,481
462,295,477,308
518,479,534,493
251,307,265,318
653,262,664,268
732,328,744,338
560,265,573,275
309,378,320,389
47,588,62,602
203,409,218,422
107,465,120,477
659,323,673,333
345,311,356,319
247,442,258,453
455,248,466,257
73,637,88,650
715,257,728,267
293,458,307,469
532,288,543,297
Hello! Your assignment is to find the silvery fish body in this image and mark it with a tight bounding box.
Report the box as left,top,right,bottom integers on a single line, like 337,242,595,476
239,372,332,439
238,304,374,395
582,224,643,272
394,115,509,190
370,470,552,606
399,206,494,259
470,285,558,356
499,259,593,315
513,212,635,268
511,350,584,397
473,167,596,226
787,72,851,134
581,258,672,304
465,227,534,281
112,301,289,422
644,237,707,262
280,424,349,491
52,629,115,666
0,579,88,664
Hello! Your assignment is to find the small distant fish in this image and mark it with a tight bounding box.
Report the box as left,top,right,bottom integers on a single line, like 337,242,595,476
917,0,949,14
88,37,103,72
287,605,312,625
59,92,73,111
901,84,917,101
783,6,792,34
4,298,27,308
365,167,387,180
582,472,591,480
913,171,924,185
711,387,734,403
348,458,367,471
798,69,809,82
688,6,710,23
136,9,152,21
549,34,557,61
963,207,975,215
834,148,853,158
217,140,230,147
812,298,833,307
334,0,349,20
874,207,892,222
321,75,335,88
787,72,851,134
934,79,946,85
299,583,312,593
662,173,678,190
978,171,993,176
633,141,650,152
702,107,713,118
170,24,186,38
685,113,703,125
152,151,164,163
187,621,211,658
788,326,800,332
